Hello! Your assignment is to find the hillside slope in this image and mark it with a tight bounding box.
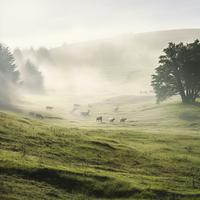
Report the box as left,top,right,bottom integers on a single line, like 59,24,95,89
1,102,200,200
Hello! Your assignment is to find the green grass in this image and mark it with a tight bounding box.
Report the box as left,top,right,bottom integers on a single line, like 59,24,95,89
0,101,200,200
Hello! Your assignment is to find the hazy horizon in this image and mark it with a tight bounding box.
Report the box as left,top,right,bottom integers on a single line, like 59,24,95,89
1,0,200,109
1,0,200,49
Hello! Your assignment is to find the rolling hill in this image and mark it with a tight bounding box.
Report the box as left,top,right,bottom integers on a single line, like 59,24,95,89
1,101,200,200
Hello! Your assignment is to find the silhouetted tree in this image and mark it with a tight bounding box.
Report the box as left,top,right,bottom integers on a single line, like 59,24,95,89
0,44,19,106
0,44,19,83
152,40,200,104
21,60,44,93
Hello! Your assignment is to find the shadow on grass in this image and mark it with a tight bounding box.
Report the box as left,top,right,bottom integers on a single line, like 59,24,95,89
1,166,200,199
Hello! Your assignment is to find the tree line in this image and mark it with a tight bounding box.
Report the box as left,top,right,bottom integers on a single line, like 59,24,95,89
0,43,44,107
1,40,200,106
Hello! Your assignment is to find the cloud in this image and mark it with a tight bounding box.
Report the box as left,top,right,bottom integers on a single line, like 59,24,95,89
1,0,200,48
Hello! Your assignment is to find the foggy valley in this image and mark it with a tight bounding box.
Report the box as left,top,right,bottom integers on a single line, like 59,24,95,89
1,1,200,200
9,29,200,111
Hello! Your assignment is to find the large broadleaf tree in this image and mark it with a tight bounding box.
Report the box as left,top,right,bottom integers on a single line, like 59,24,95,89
152,40,200,104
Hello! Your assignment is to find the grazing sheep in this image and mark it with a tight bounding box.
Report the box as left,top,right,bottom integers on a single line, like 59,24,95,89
29,112,35,117
80,110,90,117
35,113,44,119
120,117,127,122
73,104,80,108
114,106,119,112
46,106,54,110
96,116,103,123
108,117,115,122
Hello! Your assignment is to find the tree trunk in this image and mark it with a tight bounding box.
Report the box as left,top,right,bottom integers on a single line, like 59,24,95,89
183,94,196,104
178,83,187,103
172,64,187,103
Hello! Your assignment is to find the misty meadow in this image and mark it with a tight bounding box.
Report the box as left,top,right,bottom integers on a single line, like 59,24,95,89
0,1,200,200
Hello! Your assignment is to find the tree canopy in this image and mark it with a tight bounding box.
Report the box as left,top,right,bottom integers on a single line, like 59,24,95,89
0,44,19,83
152,40,200,104
0,44,19,106
21,60,44,93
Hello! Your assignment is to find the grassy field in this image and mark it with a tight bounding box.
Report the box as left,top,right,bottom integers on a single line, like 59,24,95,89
1,99,200,200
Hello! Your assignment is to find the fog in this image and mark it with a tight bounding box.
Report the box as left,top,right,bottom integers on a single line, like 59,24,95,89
1,0,200,111
7,29,199,111
0,72,19,108
1,0,200,49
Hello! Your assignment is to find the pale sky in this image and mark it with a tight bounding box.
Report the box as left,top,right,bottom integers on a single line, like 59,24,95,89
1,0,200,48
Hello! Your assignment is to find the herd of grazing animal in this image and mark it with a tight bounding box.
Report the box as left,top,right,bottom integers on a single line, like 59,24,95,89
73,104,128,123
96,116,127,123
29,105,54,119
29,112,44,119
29,104,128,124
